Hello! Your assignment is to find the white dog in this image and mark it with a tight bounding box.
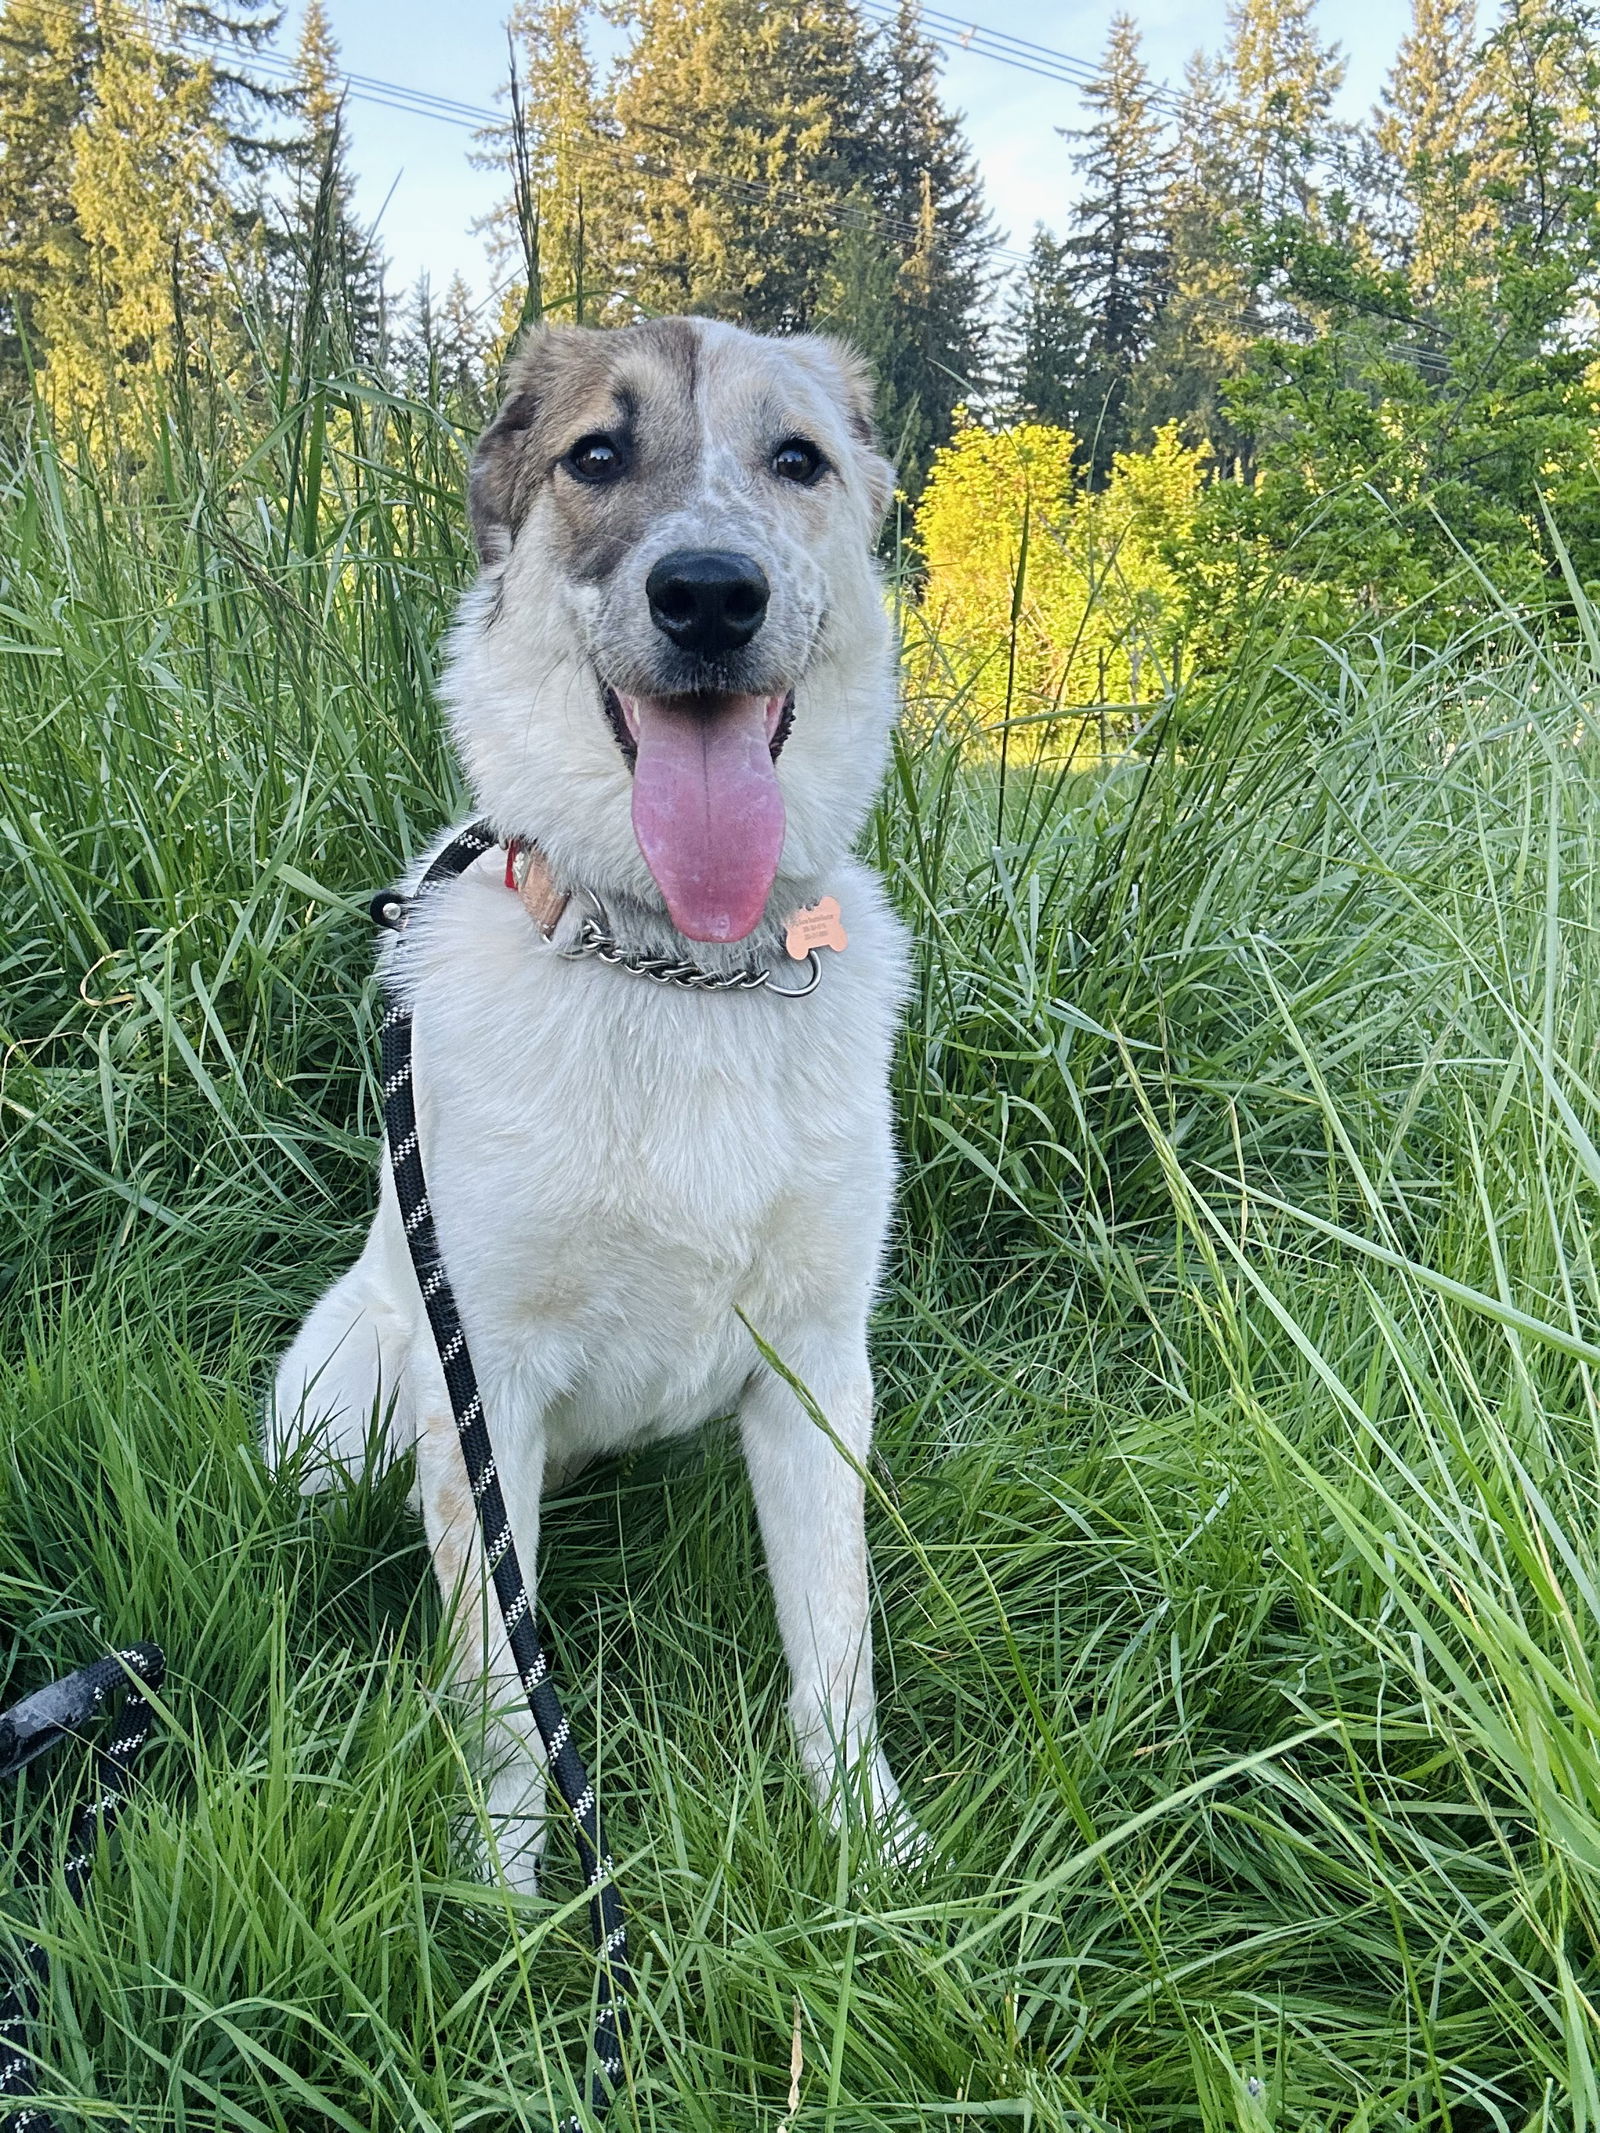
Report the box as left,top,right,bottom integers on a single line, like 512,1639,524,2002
271,316,915,1889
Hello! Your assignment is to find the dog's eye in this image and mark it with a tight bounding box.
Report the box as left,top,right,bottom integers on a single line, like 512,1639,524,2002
564,434,627,483
770,437,825,485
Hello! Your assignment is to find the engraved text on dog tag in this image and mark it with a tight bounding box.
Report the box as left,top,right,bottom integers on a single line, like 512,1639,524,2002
785,896,847,959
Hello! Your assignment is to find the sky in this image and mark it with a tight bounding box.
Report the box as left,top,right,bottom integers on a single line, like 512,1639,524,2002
310,0,1411,309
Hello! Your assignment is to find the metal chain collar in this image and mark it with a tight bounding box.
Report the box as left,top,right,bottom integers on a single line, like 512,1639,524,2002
373,850,824,999
556,890,822,997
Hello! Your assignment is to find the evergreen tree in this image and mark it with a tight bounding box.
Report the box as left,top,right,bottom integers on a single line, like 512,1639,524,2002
395,270,490,413
175,0,289,160
1130,48,1256,465
1372,0,1490,293
1222,0,1346,222
1129,0,1345,471
1057,12,1172,484
175,0,298,256
607,0,873,331
40,0,227,424
1001,227,1086,431
439,271,489,393
0,0,295,409
395,270,436,390
817,202,902,421
598,0,987,485
478,0,610,325
855,0,990,484
0,0,99,379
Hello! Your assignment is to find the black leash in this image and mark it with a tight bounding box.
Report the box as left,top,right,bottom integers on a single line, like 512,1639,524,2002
0,1644,164,2132
374,820,631,2127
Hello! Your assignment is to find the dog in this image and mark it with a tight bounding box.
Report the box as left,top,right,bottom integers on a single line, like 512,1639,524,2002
270,316,916,1890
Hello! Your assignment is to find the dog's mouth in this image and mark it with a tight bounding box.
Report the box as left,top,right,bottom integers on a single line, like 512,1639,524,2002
599,684,794,943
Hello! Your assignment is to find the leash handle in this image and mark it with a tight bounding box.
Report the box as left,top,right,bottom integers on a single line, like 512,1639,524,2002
377,822,631,2126
0,1644,164,2133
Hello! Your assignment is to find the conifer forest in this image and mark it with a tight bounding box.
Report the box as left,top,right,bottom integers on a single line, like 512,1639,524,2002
7,0,1600,2126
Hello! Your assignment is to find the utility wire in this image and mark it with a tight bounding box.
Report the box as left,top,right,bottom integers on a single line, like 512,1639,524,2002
857,0,1186,115
175,27,1040,272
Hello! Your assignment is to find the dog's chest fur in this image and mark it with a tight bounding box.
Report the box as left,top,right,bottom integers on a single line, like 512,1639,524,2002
392,848,907,1460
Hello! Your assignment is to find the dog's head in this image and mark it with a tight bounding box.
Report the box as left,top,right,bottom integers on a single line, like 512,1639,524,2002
443,317,898,943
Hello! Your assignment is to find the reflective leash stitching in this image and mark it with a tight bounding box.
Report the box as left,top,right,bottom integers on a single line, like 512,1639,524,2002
377,821,630,2128
0,1645,165,2133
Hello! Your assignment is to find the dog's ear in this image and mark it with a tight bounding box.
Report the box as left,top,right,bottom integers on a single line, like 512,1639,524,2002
788,334,898,528
468,324,589,565
468,388,537,564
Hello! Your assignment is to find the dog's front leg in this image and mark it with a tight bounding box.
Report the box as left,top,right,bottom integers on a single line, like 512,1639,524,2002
739,1344,921,1861
416,1400,548,1894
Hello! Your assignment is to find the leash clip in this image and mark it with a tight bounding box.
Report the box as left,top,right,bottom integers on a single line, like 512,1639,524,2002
0,1651,161,1781
0,1669,108,1780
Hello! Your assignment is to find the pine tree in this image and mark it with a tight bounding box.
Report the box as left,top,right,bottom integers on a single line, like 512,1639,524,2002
1373,0,1490,293
438,271,490,404
817,202,902,416
0,0,300,411
288,0,384,360
174,0,290,160
40,0,227,425
1142,0,1348,442
856,0,991,486
1131,48,1256,464
1057,13,1173,484
1222,0,1346,222
394,271,489,413
599,0,987,486
1001,227,1086,431
0,0,99,379
395,270,436,390
607,0,874,329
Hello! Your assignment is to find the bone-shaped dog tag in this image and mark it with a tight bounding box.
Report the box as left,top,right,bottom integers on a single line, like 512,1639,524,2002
784,896,847,959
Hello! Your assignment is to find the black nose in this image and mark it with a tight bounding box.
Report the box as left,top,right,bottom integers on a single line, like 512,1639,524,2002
645,549,770,656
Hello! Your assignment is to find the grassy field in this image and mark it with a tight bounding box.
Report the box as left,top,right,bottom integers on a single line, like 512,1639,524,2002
6,360,1600,2129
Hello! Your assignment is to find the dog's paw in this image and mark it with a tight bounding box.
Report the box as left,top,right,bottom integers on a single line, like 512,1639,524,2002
820,1752,932,1877
874,1791,932,1873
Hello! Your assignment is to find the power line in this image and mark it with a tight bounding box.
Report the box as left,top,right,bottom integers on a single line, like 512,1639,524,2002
857,1,1186,115
208,3,1178,135
26,0,1172,273
182,33,493,129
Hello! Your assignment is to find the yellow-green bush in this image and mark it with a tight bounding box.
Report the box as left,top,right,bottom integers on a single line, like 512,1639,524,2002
911,415,1208,746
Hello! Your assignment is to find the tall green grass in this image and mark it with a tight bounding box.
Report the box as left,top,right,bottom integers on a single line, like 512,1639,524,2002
6,342,1600,2125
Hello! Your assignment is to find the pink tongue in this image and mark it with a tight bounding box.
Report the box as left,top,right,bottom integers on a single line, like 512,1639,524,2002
627,694,786,942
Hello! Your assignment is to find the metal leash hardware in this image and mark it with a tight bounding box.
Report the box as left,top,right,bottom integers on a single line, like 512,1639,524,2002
374,821,632,2129
0,1644,165,2133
